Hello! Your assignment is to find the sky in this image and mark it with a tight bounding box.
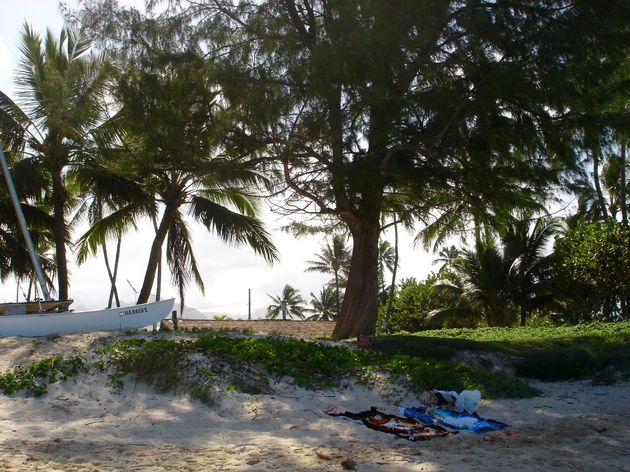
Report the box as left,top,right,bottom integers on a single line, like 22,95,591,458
0,0,436,318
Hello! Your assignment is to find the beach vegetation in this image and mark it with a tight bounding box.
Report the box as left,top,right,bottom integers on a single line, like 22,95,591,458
373,322,630,382
554,220,630,322
377,276,448,334
0,355,86,396
98,334,533,398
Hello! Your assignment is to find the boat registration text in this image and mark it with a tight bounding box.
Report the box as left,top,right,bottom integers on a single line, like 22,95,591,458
119,307,149,317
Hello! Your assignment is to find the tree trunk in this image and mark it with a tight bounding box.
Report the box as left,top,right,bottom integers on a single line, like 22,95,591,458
620,141,628,319
592,151,609,220
152,215,162,301
137,203,178,304
51,171,69,300
332,222,380,340
621,141,627,226
105,238,121,308
334,271,340,318
385,220,399,332
520,305,527,327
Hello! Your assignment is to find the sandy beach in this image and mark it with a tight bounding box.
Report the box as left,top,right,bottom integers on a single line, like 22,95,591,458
0,332,628,471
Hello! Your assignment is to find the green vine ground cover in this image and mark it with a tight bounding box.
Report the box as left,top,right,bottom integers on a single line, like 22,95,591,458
89,335,538,400
1,322,627,399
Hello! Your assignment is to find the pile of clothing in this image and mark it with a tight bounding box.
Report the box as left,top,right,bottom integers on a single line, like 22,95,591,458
324,389,509,441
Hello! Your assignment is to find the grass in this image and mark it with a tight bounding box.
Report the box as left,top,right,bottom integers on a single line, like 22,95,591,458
374,322,630,382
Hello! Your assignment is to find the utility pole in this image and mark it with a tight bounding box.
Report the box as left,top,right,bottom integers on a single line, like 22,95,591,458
248,288,251,320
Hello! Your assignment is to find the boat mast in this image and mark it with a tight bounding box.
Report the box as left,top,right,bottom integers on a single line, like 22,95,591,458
0,144,52,301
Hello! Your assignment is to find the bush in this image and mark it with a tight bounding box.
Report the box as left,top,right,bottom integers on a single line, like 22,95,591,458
378,276,449,334
555,220,630,321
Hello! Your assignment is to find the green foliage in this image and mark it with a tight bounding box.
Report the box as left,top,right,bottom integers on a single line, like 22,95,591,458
193,336,359,389
429,217,561,327
378,276,448,333
388,322,630,382
0,355,86,397
382,355,537,399
109,339,189,393
98,333,538,398
308,285,337,321
555,220,630,320
414,322,630,345
516,346,626,382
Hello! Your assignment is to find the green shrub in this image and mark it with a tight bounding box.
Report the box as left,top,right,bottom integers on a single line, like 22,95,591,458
378,276,449,334
0,355,86,396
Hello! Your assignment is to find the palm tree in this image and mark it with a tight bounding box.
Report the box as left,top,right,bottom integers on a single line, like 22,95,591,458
266,285,307,320
77,50,278,308
0,183,55,294
431,216,561,327
432,245,461,275
501,217,561,325
377,240,397,293
305,234,351,317
432,238,515,327
307,286,337,321
0,24,110,300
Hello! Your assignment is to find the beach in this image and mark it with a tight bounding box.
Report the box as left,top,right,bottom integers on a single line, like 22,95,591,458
0,331,628,471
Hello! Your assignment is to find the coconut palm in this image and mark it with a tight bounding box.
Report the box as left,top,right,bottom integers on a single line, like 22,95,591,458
431,238,515,327
0,24,110,300
307,286,337,321
501,217,561,325
377,240,397,293
77,50,278,308
431,216,561,327
0,181,55,293
266,285,307,320
305,234,351,317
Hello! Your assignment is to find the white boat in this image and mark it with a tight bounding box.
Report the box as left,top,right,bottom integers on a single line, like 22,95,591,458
2,143,176,337
0,298,175,337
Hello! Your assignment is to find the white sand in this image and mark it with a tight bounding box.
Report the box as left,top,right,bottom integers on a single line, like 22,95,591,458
0,332,628,471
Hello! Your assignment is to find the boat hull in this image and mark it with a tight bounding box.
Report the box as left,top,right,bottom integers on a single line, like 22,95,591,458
0,299,175,337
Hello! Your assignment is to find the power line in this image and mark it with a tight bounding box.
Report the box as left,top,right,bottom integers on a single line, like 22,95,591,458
193,302,247,310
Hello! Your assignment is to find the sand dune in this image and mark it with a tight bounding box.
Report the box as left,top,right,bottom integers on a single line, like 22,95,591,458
0,332,628,471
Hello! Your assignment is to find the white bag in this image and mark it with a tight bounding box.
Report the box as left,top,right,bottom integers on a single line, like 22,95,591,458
454,389,481,414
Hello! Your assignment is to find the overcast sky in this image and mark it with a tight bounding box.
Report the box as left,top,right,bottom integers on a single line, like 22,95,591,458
0,0,435,317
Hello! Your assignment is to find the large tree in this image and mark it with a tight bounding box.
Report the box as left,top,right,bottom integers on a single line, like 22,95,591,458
0,24,110,300
214,1,630,338
76,0,630,338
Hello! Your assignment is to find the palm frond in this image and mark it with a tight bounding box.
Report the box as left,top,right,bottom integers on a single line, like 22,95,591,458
190,195,278,263
0,91,31,149
75,202,142,264
166,211,205,295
